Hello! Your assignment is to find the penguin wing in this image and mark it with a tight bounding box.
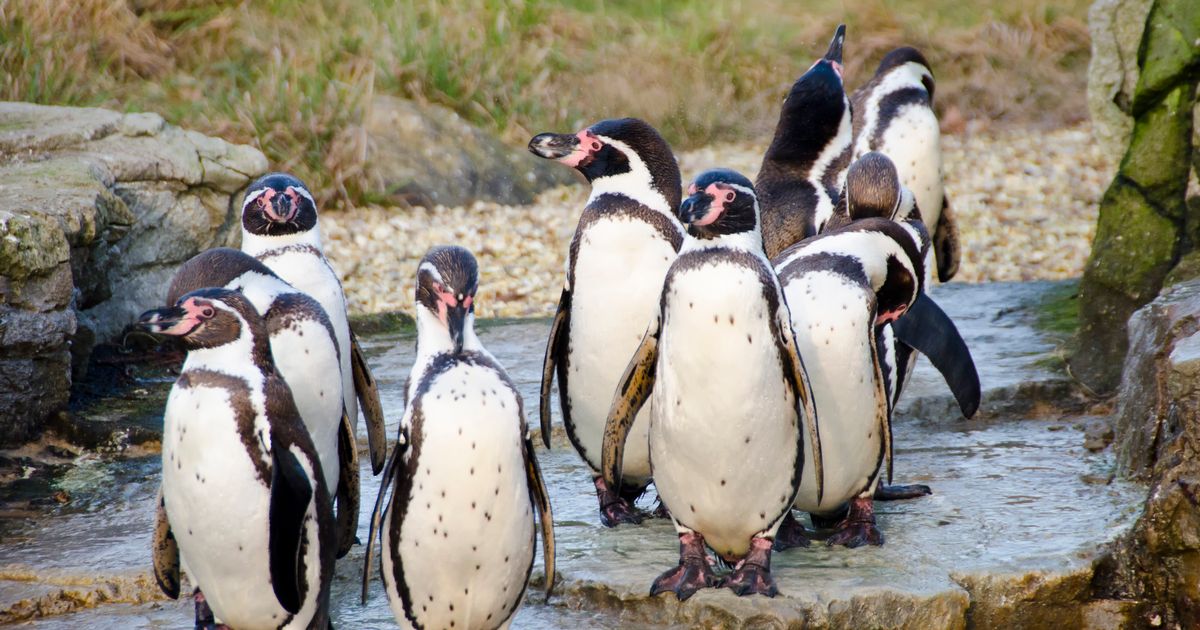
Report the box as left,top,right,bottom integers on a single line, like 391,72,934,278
601,315,661,491
539,287,572,449
891,292,980,418
933,195,961,282
361,425,407,605
334,408,361,558
269,439,315,615
151,487,180,599
350,329,388,474
775,304,826,504
522,432,556,597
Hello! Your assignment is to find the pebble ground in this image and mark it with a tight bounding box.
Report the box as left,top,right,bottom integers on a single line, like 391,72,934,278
321,124,1112,318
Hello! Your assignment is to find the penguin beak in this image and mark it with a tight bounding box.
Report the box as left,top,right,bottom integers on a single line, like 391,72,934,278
264,192,296,223
679,194,713,226
447,304,468,354
528,132,579,160
824,24,846,65
135,305,194,336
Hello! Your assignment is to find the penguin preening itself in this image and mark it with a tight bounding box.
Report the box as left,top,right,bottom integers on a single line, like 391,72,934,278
756,24,852,258
529,118,685,526
363,246,555,630
239,173,389,479
165,247,359,558
139,288,334,629
603,169,823,599
850,46,961,282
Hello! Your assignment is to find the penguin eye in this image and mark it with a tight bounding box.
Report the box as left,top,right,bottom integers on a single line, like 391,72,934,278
200,307,215,318
723,191,736,203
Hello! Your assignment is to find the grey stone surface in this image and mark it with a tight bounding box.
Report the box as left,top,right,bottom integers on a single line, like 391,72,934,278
361,95,576,208
1087,0,1154,162
0,102,267,445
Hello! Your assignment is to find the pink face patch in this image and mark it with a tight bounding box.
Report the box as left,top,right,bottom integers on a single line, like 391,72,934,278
259,187,296,223
876,305,907,326
693,183,735,227
558,130,602,168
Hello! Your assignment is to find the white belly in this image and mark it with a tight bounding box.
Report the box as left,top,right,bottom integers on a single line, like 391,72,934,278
162,382,323,630
271,321,343,492
650,263,800,559
566,217,676,482
784,272,886,514
382,363,534,630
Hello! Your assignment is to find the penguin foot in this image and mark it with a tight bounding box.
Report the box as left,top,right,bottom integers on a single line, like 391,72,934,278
650,532,718,600
650,498,671,519
193,589,216,630
594,477,643,527
772,511,812,551
825,497,884,548
874,483,932,501
721,538,778,597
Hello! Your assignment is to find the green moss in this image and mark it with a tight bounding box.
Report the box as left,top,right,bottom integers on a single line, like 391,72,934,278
1085,182,1180,303
348,310,416,335
1035,280,1081,338
1123,85,1197,209
0,211,69,281
1131,0,1200,109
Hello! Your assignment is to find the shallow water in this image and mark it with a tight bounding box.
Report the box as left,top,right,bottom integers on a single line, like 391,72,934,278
0,282,1145,628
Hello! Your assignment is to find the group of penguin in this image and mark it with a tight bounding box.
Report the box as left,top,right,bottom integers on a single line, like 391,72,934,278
130,23,980,630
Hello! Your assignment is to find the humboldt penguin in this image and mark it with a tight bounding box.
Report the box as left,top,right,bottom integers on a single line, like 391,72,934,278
602,169,823,599
529,118,685,526
756,24,852,258
240,172,388,477
362,246,555,630
140,288,334,629
165,247,358,557
850,46,961,281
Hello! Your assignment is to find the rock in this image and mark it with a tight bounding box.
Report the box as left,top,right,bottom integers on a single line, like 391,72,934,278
0,102,267,445
1086,0,1154,162
360,95,576,208
1084,418,1116,452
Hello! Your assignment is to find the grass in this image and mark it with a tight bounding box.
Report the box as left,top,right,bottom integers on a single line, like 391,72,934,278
0,0,1093,208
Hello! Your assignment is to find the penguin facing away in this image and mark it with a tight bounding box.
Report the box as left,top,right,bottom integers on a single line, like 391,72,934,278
165,247,359,558
529,118,685,527
756,24,853,258
362,246,555,630
239,173,389,478
850,46,961,282
139,288,334,629
603,169,823,599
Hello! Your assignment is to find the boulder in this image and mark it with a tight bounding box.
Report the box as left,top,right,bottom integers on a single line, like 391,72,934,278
360,95,576,208
1086,0,1154,161
0,102,267,445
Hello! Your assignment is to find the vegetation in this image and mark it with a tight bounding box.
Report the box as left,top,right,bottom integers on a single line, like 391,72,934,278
0,0,1092,207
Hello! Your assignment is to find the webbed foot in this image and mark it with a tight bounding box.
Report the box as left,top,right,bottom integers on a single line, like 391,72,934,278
874,483,932,501
826,496,885,548
772,511,811,551
193,589,230,630
721,537,778,597
595,477,643,527
650,532,718,600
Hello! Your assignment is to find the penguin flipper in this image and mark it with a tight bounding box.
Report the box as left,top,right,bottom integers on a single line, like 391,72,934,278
151,487,180,599
601,316,660,491
335,409,361,558
934,196,961,282
523,433,556,598
350,329,388,475
269,441,314,615
540,288,571,450
891,292,980,418
361,428,406,605
776,306,825,504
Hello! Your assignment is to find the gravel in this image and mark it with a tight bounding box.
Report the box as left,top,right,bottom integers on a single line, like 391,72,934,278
321,124,1112,318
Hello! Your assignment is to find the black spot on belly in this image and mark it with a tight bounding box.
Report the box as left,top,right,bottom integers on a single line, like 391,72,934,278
759,512,766,519
720,479,726,486
471,501,476,509
747,334,753,344
729,315,735,325
713,314,718,323
690,505,695,513
469,467,474,475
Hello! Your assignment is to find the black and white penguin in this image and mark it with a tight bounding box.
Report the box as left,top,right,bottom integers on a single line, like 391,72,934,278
850,47,961,282
140,288,334,629
528,118,685,526
362,246,555,630
602,169,822,599
166,248,359,557
240,172,388,476
756,24,852,258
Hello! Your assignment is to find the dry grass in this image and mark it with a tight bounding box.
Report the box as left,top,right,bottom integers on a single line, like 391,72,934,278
0,0,1092,208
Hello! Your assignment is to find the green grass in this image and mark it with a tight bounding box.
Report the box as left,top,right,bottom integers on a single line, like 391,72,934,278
0,0,1094,208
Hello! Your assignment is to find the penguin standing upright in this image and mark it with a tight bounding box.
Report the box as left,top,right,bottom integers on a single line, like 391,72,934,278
239,173,388,477
756,24,852,258
139,288,334,629
362,246,554,630
603,170,823,599
165,247,358,556
850,47,961,282
528,118,685,526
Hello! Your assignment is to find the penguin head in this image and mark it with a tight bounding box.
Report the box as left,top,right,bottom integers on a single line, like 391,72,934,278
241,173,319,238
136,288,270,360
167,248,281,306
874,46,935,100
529,117,681,211
764,25,849,164
845,152,903,221
679,169,758,240
415,245,479,355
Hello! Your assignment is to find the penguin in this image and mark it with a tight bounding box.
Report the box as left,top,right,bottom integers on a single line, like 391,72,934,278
756,24,852,258
362,246,555,630
139,288,334,629
165,247,359,557
239,172,388,477
602,169,823,599
850,46,961,282
528,118,685,526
